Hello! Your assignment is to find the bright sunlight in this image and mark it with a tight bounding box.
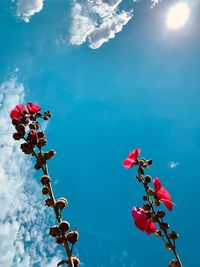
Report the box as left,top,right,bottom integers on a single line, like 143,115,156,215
166,1,190,30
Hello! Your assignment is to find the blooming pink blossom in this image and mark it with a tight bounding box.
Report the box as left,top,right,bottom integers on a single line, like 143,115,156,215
153,177,173,211
123,148,141,168
10,104,25,120
132,207,156,235
27,102,41,114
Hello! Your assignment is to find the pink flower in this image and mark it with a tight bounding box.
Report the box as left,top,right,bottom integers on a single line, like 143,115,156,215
132,207,156,235
27,102,41,114
123,148,141,168
10,104,25,120
153,177,173,211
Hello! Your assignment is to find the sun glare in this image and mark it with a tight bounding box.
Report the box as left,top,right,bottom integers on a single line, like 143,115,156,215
166,1,190,30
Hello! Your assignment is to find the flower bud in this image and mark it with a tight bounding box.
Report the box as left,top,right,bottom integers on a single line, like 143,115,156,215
169,259,179,267
157,210,165,218
147,159,153,165
42,187,49,195
145,175,151,184
72,256,80,267
153,199,161,207
59,221,70,233
136,176,142,182
142,196,148,201
168,231,179,240
38,138,47,147
66,231,79,244
147,188,154,196
16,123,25,133
40,175,50,185
55,198,68,210
29,123,36,129
49,149,56,157
56,236,63,244
37,131,45,138
66,256,80,267
49,226,60,237
13,133,21,140
35,122,39,130
12,119,18,125
155,230,162,237
34,163,41,170
143,204,151,211
44,150,56,160
165,242,172,250
21,143,32,154
160,222,170,232
45,197,53,207
36,112,41,118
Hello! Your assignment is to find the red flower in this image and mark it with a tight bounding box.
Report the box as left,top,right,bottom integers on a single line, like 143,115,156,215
153,177,173,211
28,130,39,144
123,148,141,168
27,102,41,114
10,104,25,120
132,207,156,235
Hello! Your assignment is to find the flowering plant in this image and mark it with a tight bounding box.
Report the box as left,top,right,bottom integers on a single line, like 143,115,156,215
10,103,183,267
123,149,183,267
10,103,79,267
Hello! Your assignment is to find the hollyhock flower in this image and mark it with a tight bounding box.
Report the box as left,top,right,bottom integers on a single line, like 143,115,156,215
28,130,39,144
10,104,25,120
132,207,156,235
123,148,141,168
153,177,173,211
27,102,41,114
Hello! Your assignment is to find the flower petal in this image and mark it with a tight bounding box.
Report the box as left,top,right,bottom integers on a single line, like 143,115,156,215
132,207,156,235
10,104,25,120
128,148,141,160
157,187,173,211
153,177,162,191
123,159,135,168
27,102,41,114
153,177,173,211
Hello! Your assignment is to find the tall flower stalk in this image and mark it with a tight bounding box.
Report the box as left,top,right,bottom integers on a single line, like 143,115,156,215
10,103,79,267
123,149,183,267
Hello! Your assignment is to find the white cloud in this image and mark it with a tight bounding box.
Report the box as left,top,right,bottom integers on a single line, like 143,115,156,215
16,0,44,22
169,161,179,169
150,0,161,8
69,0,133,49
0,77,62,266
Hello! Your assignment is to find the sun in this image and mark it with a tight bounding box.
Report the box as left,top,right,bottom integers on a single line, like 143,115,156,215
166,1,190,30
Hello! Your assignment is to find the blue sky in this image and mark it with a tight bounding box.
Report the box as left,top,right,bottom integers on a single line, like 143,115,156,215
0,0,200,266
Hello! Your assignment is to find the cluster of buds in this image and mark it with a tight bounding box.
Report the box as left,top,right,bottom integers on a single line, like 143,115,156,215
49,222,80,266
123,149,182,267
41,173,80,266
10,103,79,267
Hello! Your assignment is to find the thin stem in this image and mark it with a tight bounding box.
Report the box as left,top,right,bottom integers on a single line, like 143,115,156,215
24,137,74,267
41,164,74,267
138,170,183,267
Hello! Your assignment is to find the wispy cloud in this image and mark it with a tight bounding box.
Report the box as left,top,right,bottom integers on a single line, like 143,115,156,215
169,161,179,169
69,0,133,49
0,77,62,266
16,0,44,22
150,0,161,8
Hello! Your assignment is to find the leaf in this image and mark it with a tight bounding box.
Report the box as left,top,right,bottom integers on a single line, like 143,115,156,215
57,260,67,266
